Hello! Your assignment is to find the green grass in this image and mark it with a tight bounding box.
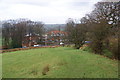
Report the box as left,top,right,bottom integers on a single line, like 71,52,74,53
0,54,2,79
2,47,118,78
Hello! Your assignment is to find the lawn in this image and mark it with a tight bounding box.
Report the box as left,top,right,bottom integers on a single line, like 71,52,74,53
0,54,2,79
2,47,118,78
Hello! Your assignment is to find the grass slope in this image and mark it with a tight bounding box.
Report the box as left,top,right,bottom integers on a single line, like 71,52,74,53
0,54,2,79
2,47,118,78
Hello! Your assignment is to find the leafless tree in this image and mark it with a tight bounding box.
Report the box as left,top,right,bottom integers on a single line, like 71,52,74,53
65,18,87,49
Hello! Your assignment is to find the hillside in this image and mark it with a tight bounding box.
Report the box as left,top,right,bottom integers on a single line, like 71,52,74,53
2,47,118,78
44,24,66,31
0,54,1,79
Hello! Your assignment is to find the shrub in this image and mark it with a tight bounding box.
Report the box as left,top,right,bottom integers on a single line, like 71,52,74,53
82,46,92,52
89,40,104,54
109,38,119,60
103,49,113,59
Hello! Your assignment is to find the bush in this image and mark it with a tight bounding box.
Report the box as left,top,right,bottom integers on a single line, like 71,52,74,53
103,49,113,59
82,46,92,52
109,38,119,60
80,44,92,52
65,44,75,48
89,40,104,54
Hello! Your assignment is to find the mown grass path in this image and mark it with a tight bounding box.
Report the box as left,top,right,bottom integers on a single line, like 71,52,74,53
2,47,118,78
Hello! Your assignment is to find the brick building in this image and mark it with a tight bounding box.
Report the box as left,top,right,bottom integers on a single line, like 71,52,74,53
22,34,41,47
46,30,67,45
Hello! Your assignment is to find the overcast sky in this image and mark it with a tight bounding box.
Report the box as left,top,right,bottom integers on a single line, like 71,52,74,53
0,0,102,24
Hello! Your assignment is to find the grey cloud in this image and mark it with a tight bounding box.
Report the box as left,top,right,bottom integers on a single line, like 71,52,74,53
0,0,50,7
0,0,100,24
70,2,90,7
18,1,50,7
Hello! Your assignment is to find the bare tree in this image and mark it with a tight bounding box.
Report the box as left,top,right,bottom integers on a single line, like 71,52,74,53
65,18,87,49
83,1,119,57
2,19,45,49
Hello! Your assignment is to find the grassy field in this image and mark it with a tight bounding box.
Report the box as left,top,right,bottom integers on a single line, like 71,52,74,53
0,54,2,79
2,47,118,78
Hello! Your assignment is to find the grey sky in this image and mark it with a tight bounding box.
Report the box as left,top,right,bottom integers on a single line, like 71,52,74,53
0,0,102,24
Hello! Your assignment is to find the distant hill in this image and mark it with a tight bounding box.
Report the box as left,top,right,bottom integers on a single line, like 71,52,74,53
44,24,66,31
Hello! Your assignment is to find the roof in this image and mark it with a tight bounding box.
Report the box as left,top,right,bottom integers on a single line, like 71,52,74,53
47,30,67,35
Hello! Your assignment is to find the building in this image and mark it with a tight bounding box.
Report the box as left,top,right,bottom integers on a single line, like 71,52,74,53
22,30,68,47
46,30,67,45
22,34,41,47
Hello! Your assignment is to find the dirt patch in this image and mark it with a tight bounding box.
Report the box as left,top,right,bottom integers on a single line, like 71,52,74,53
2,45,61,53
42,64,50,75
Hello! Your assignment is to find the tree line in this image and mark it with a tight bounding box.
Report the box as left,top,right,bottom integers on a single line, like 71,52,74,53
65,1,120,60
2,19,45,49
